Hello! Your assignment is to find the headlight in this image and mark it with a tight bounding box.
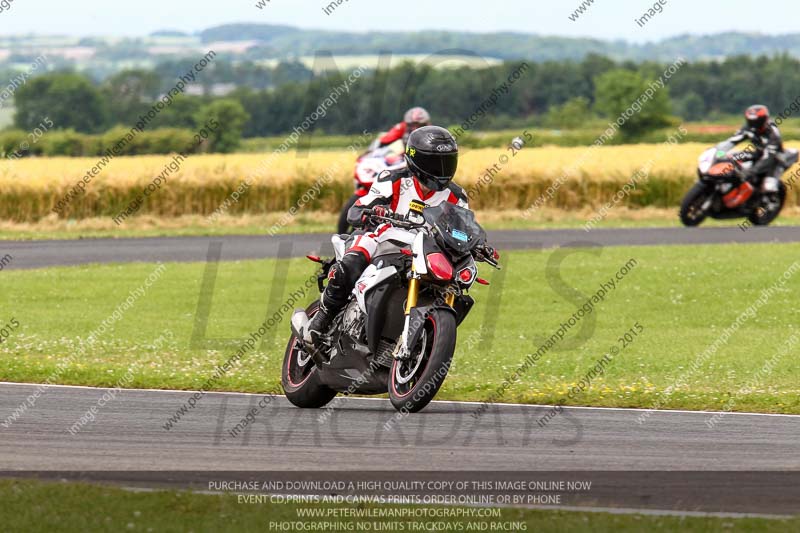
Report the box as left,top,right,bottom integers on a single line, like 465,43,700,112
425,253,453,281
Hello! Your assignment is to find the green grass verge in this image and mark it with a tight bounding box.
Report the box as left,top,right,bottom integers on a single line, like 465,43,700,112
2,211,800,240
0,479,794,533
1,243,799,414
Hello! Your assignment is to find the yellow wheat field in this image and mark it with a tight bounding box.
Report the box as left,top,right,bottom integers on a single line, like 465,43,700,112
1,143,798,222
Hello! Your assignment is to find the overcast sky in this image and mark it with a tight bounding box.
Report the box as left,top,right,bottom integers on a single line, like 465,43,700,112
1,0,797,42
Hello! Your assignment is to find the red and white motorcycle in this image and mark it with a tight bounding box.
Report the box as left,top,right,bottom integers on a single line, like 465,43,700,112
338,139,406,234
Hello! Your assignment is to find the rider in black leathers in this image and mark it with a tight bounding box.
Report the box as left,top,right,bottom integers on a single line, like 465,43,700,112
727,105,784,184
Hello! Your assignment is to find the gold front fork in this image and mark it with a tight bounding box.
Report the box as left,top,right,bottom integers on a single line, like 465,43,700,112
444,292,455,307
406,268,455,313
397,269,420,359
405,273,419,314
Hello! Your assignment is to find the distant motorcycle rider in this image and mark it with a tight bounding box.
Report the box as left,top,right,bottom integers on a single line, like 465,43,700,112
377,107,431,147
303,126,483,363
727,104,784,184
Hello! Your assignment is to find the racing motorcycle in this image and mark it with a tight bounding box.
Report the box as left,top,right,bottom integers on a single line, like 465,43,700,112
680,141,798,227
285,202,500,413
338,139,406,234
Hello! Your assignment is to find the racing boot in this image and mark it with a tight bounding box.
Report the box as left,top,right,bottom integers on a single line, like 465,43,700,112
299,251,369,366
302,301,335,366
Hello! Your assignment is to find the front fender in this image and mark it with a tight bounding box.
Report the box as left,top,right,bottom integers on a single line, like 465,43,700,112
406,304,457,353
453,295,474,326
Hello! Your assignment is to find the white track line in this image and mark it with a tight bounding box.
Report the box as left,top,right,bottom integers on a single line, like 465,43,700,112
2,381,799,419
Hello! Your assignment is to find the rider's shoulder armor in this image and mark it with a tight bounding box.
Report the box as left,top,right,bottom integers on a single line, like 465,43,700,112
377,167,411,183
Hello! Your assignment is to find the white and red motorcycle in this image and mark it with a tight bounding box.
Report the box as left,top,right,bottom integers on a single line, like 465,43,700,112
338,139,406,234
286,203,500,413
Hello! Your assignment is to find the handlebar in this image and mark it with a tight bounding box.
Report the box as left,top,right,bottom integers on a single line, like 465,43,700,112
369,209,501,269
368,213,426,230
475,245,501,269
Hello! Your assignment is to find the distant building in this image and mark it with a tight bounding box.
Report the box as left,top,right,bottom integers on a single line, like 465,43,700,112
184,83,237,97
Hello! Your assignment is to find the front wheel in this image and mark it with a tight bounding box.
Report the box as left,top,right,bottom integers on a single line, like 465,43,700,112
388,310,456,413
748,183,786,226
281,301,337,408
680,182,713,227
337,194,360,235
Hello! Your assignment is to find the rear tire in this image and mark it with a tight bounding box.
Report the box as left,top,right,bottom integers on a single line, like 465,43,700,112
337,194,359,235
680,183,712,227
388,309,456,414
748,183,786,226
281,301,337,408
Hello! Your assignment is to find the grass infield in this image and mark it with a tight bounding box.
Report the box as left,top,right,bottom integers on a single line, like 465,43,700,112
0,479,795,532
1,243,798,414
1,207,800,240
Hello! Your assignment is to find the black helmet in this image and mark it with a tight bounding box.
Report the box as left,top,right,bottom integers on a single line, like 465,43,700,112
744,104,769,132
404,126,458,192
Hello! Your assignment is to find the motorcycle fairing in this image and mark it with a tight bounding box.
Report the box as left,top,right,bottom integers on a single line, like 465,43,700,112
354,264,398,314
364,282,404,354
412,232,428,274
452,295,474,326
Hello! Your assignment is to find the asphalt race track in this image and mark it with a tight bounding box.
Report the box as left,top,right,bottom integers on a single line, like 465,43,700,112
2,383,800,516
3,227,800,516
3,225,800,270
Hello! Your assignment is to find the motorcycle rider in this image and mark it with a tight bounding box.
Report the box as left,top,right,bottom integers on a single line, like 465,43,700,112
303,125,486,363
727,105,784,188
377,107,431,147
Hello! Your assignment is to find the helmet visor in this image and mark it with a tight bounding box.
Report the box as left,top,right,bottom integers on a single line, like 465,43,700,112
412,150,458,181
747,116,767,129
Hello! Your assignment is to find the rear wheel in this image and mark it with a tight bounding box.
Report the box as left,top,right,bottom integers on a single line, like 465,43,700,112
281,301,337,408
680,182,713,227
388,309,456,413
748,183,786,226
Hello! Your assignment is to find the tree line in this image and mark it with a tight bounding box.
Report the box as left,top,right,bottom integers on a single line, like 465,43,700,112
6,53,800,156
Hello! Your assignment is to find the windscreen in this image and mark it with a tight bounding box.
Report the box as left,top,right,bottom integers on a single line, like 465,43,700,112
423,203,487,255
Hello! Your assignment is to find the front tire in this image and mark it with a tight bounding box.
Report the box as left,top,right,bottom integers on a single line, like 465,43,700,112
388,310,456,413
680,182,712,227
281,301,337,408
